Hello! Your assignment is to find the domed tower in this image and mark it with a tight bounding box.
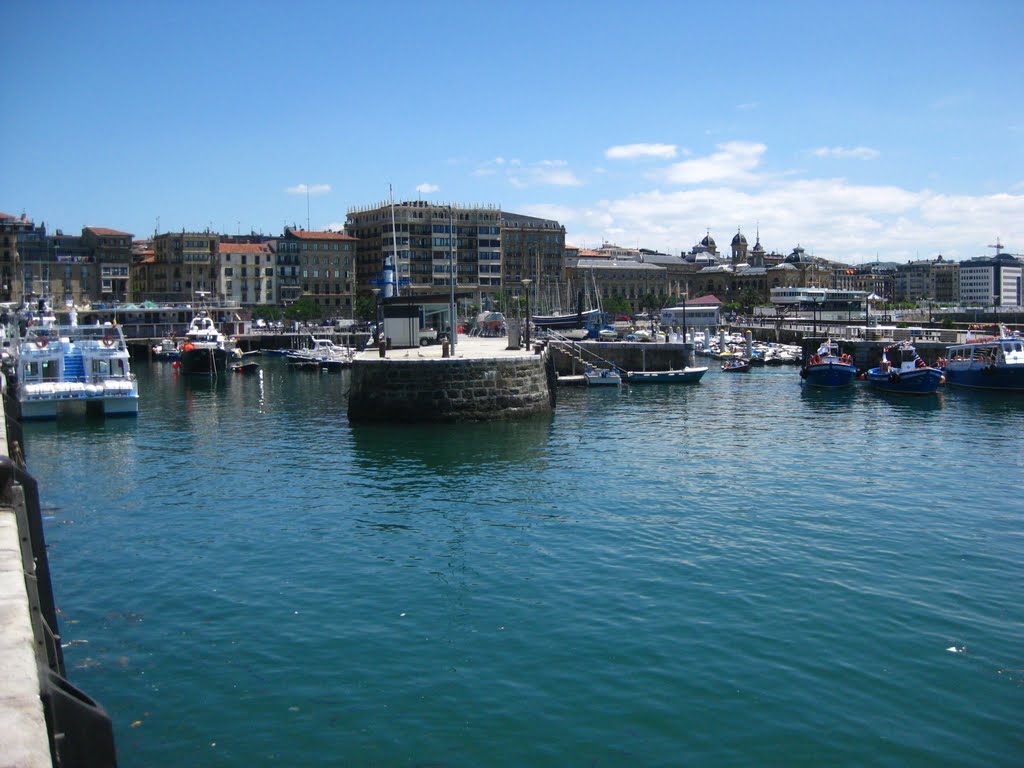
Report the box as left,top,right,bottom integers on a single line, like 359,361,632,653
730,229,748,267
750,228,765,267
699,231,718,256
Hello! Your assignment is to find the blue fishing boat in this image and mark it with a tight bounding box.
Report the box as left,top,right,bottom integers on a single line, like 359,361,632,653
799,340,858,388
943,325,1024,392
865,341,943,394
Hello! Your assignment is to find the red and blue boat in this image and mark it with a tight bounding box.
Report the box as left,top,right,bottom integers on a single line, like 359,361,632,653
865,341,943,394
799,340,858,388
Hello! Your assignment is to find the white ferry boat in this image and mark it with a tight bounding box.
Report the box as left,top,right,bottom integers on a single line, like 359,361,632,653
12,322,139,419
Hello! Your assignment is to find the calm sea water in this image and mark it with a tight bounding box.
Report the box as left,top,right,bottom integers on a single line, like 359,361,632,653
25,358,1024,767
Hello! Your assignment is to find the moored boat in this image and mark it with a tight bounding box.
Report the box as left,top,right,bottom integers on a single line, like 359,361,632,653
943,325,1024,391
285,336,354,371
151,337,180,360
625,367,708,384
583,366,622,387
799,340,858,388
13,322,139,419
721,356,751,373
178,310,229,376
865,341,943,394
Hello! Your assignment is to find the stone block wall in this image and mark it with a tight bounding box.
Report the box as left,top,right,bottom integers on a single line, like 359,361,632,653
347,353,555,423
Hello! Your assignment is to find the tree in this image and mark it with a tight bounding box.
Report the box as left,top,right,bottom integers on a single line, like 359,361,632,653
355,295,377,322
251,305,283,321
284,297,323,322
603,295,632,316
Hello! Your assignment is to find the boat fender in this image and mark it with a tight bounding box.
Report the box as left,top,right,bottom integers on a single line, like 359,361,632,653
103,336,114,347
889,372,901,383
799,367,808,379
38,338,48,348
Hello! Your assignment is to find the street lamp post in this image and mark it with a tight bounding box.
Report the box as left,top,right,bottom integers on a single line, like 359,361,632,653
521,278,533,348
448,208,457,353
371,288,381,343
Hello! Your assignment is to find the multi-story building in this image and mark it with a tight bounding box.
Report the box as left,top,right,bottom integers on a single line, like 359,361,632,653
347,200,503,306
500,212,566,309
959,246,1022,307
346,200,564,312
0,212,39,301
0,216,133,305
134,231,220,303
82,227,133,302
893,255,960,304
47,230,91,304
218,242,275,306
566,256,667,314
273,227,357,316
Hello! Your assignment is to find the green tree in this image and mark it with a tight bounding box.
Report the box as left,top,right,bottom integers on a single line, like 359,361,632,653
252,305,283,321
355,295,377,322
600,295,630,316
284,297,323,323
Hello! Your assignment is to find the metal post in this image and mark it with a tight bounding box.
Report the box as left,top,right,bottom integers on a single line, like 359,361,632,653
521,278,533,348
449,207,457,354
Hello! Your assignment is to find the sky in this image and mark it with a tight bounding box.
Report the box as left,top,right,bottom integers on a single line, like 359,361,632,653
4,0,1023,264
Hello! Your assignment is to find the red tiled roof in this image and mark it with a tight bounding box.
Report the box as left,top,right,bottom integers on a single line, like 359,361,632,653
288,229,356,241
0,212,15,220
220,243,271,253
689,294,722,305
85,227,133,237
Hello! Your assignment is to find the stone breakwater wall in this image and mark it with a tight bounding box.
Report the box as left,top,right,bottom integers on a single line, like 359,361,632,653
347,352,555,423
548,341,695,375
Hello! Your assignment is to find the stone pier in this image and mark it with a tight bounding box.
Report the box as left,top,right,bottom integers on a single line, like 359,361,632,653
347,335,555,423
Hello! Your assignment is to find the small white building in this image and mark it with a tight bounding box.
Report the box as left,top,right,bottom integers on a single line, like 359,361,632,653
660,296,721,328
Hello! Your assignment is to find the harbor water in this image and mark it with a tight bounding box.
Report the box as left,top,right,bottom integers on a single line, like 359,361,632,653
24,359,1024,766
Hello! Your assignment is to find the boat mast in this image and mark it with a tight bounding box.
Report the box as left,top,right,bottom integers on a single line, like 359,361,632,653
389,184,400,297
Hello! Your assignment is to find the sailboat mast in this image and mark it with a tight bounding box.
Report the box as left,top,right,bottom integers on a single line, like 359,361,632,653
389,184,400,297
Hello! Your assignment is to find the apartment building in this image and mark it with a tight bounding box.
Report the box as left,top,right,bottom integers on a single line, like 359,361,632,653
219,242,275,306
134,231,220,303
273,227,357,315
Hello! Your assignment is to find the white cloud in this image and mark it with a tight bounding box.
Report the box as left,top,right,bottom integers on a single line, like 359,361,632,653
416,183,440,194
811,146,881,160
555,179,1024,264
735,102,759,111
660,141,767,185
508,159,583,188
285,183,331,196
605,143,678,160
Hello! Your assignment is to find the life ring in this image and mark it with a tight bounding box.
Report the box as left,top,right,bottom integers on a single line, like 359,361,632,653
103,336,115,347
38,337,48,348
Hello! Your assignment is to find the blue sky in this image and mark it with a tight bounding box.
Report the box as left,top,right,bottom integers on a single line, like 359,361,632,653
4,0,1023,264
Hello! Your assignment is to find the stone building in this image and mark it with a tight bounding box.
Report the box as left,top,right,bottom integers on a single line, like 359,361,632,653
272,228,356,315
0,214,134,304
893,255,960,303
82,227,133,302
133,231,220,303
566,256,666,314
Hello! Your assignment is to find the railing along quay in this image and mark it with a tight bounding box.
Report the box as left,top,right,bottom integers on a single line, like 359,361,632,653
0,366,118,767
